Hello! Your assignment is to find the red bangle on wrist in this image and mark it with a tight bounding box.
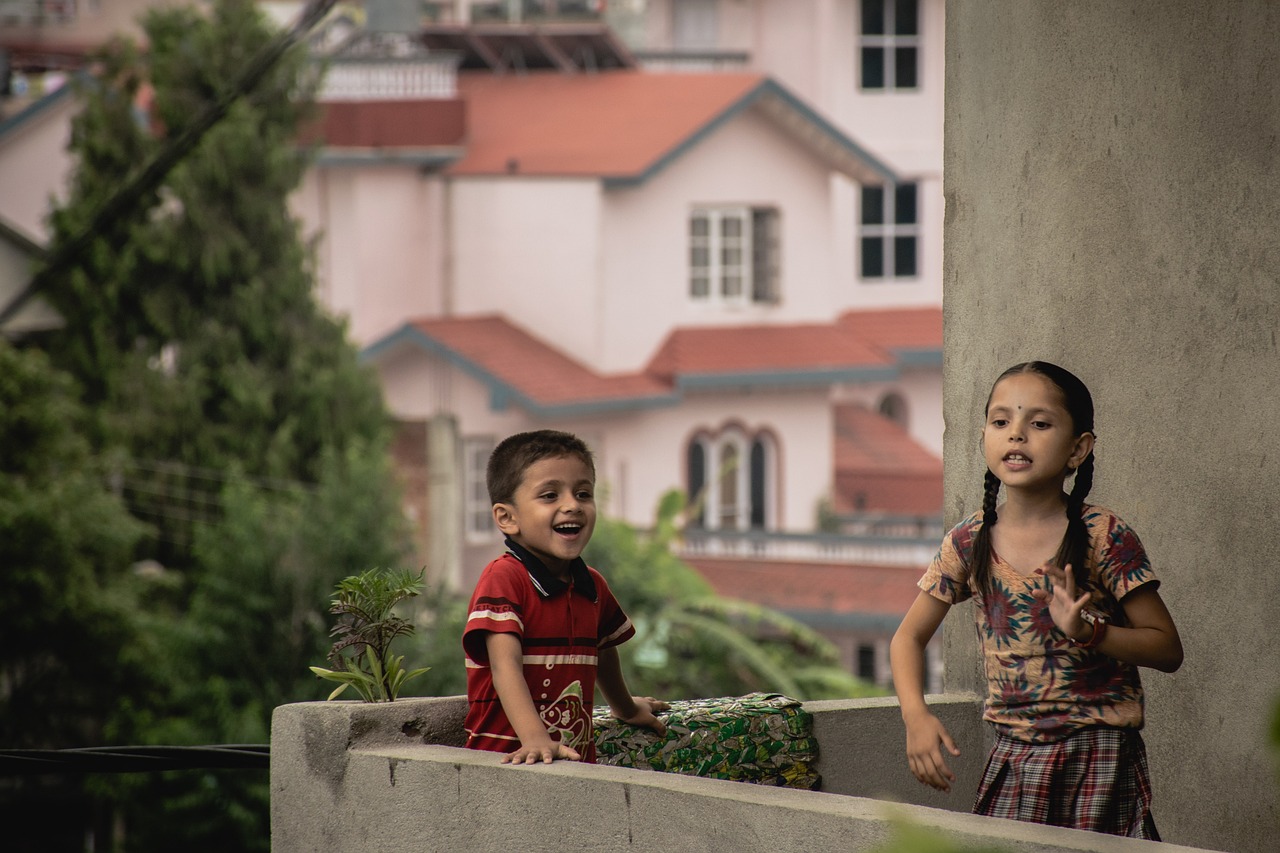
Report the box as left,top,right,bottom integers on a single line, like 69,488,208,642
1070,618,1107,648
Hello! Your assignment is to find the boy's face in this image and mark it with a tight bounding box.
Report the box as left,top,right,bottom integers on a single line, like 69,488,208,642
493,454,596,579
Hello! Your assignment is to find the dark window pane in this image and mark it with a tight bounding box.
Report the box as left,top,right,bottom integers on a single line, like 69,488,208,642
894,0,918,35
860,47,885,89
687,442,706,527
752,209,778,303
861,0,885,35
894,182,917,224
857,644,876,679
895,46,918,88
750,440,766,529
691,275,709,298
894,235,917,276
690,215,708,237
861,185,885,225
861,237,884,278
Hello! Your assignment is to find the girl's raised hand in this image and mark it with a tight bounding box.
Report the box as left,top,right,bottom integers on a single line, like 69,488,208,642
1031,564,1092,643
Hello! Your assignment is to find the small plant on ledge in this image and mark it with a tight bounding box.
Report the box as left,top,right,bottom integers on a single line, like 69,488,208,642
309,567,431,702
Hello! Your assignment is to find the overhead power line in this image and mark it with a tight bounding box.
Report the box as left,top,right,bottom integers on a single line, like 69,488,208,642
0,0,340,327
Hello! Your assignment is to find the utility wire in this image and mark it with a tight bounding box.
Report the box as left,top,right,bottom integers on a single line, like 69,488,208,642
0,745,269,776
0,0,340,327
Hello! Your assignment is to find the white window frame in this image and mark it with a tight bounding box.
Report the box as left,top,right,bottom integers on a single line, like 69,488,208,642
463,435,496,543
672,0,719,50
689,206,779,305
859,181,919,280
859,0,921,92
688,427,775,531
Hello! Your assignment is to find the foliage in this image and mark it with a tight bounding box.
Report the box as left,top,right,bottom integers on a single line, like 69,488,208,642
586,490,885,702
0,341,148,748
13,0,409,849
869,815,1008,853
310,568,431,702
395,583,470,699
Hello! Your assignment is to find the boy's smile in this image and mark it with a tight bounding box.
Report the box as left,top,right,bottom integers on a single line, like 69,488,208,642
493,454,597,579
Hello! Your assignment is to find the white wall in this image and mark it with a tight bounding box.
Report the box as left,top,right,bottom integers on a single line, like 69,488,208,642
0,94,76,241
448,177,603,353
598,107,841,372
294,165,446,345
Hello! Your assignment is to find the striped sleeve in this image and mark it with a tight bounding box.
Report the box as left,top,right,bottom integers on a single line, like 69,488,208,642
592,569,636,650
463,560,527,664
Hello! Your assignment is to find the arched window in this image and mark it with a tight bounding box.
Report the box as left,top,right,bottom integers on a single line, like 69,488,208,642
878,392,909,427
717,441,741,529
686,440,707,528
686,427,775,531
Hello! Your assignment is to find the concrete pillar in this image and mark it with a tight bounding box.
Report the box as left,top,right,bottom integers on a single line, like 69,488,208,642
944,3,1280,852
427,413,462,589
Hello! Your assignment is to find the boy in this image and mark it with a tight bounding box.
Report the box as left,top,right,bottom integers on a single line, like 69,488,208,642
463,430,668,763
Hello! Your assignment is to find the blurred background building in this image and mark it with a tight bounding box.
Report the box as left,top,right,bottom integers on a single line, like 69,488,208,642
0,0,946,686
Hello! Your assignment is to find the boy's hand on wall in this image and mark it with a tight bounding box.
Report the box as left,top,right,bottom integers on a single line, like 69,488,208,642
501,740,582,765
613,696,670,737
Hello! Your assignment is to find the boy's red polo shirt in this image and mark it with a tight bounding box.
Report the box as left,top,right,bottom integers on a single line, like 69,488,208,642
463,538,635,761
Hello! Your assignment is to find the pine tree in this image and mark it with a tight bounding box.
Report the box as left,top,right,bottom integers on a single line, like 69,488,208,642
23,2,410,848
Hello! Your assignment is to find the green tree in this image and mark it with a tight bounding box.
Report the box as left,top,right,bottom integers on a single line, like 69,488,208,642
17,1,408,849
0,342,156,850
587,491,885,701
0,342,148,747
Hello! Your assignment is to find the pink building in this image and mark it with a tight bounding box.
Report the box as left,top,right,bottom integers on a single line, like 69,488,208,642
0,0,946,682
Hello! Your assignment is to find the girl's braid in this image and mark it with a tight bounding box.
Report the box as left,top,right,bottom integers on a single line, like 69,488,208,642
1061,454,1095,589
971,469,1003,597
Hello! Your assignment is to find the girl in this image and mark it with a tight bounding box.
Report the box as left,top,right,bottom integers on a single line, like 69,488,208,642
889,361,1183,839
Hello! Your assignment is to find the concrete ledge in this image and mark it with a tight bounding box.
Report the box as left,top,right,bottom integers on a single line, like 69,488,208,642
270,695,1224,852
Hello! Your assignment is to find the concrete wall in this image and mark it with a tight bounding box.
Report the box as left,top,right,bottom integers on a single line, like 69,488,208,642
271,696,1224,852
943,3,1280,853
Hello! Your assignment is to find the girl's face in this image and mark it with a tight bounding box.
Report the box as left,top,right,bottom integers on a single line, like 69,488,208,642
982,371,1093,495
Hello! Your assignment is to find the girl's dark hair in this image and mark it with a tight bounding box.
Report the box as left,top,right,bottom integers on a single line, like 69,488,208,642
487,429,596,505
970,362,1095,597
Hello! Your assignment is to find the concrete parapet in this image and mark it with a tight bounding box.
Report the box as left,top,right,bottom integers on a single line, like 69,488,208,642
271,694,1224,852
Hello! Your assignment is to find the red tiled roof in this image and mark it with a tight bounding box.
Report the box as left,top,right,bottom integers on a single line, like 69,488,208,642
646,323,894,381
838,306,942,352
448,70,767,177
404,315,670,407
686,557,922,619
833,404,942,514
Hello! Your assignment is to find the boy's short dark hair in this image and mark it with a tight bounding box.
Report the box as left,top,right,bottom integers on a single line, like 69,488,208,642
487,430,596,505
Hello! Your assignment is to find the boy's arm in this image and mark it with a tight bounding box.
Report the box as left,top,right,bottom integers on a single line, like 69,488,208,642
484,632,581,764
596,645,668,736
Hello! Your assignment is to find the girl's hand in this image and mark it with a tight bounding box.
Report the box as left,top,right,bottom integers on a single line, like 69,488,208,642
1031,563,1093,642
903,709,961,792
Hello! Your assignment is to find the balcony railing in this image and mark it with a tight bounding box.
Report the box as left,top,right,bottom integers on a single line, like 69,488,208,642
321,55,461,101
675,523,940,567
633,50,752,72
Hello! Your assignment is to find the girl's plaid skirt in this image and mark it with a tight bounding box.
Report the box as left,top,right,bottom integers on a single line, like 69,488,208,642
973,726,1160,839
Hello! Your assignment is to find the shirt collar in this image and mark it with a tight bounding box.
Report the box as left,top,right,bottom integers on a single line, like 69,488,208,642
504,537,598,602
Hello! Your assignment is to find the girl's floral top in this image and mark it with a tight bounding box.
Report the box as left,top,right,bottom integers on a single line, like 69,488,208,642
920,504,1159,743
